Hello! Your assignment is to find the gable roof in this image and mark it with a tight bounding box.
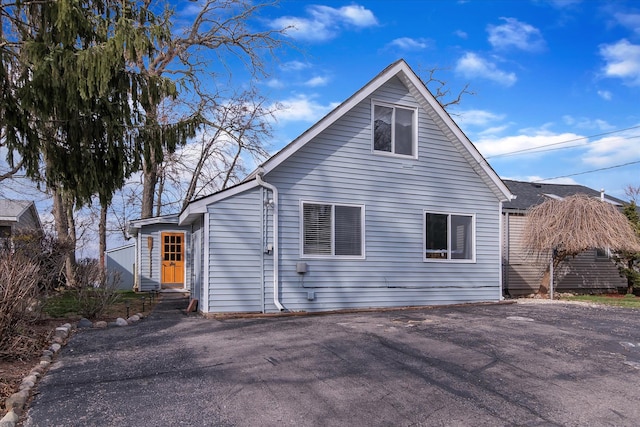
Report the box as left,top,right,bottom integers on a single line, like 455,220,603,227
503,180,627,211
180,59,513,225
127,213,181,236
245,59,512,201
0,199,42,228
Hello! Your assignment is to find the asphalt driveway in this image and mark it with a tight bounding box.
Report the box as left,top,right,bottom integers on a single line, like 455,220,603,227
24,295,640,426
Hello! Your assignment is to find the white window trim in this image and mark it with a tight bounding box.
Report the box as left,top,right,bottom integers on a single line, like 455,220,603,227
423,210,476,263
299,200,366,260
371,99,418,159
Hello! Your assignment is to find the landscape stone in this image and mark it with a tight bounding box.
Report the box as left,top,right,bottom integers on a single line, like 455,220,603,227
50,343,61,353
54,328,68,339
136,313,144,319
0,410,19,426
39,360,50,368
52,336,63,344
5,390,28,412
41,350,53,358
94,321,108,328
115,318,128,326
62,323,72,329
77,318,93,328
40,355,51,363
127,315,140,323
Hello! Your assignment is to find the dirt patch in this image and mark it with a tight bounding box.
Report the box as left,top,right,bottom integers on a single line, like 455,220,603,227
0,319,60,403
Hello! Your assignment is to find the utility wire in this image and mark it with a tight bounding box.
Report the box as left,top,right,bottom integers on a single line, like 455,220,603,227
486,124,640,159
533,160,640,182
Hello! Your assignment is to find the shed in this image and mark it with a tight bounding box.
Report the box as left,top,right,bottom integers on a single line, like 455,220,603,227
105,244,136,290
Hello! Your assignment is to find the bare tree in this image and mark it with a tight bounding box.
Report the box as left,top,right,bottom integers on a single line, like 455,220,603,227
420,66,475,110
522,194,640,295
131,0,287,219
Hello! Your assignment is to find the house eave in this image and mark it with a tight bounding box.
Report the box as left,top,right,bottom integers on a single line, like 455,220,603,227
179,180,259,225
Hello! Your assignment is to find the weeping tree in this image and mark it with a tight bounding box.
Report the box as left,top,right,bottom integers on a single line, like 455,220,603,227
522,194,640,296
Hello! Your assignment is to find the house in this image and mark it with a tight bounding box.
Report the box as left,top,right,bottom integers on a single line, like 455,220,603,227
0,199,42,248
127,214,191,292
502,179,628,296
178,59,513,314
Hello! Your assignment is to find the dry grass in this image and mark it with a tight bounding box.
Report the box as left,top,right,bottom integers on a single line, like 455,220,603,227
522,194,640,257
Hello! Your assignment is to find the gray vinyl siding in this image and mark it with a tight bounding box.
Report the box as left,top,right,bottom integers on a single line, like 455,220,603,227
138,224,191,292
105,244,135,290
556,250,626,291
503,213,625,296
208,189,263,312
260,76,502,312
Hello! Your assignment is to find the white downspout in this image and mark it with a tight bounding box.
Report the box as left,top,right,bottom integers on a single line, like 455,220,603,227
256,168,285,311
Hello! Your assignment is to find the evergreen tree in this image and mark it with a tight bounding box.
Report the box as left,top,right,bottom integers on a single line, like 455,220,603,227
614,201,640,294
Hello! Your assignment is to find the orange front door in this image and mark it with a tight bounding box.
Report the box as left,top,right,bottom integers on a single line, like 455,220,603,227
161,232,184,288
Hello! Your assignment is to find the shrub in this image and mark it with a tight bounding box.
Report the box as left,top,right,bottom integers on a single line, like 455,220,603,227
73,259,122,319
0,252,44,360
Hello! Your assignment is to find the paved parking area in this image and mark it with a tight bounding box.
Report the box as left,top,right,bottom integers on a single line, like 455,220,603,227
24,297,640,426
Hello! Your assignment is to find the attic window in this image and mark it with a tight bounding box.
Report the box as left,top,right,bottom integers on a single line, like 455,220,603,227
372,101,417,157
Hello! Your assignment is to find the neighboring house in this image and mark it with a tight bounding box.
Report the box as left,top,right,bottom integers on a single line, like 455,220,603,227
178,59,513,314
502,179,627,296
127,214,191,292
0,199,42,248
105,244,136,290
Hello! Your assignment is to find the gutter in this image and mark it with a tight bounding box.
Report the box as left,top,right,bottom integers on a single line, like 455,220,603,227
255,168,285,311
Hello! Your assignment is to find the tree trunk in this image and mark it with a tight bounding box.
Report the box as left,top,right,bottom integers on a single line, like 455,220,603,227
99,201,107,286
628,259,634,295
141,158,157,219
52,187,77,287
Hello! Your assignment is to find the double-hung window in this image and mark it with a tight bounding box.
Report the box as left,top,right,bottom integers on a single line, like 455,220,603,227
424,212,475,261
302,202,364,258
372,101,417,157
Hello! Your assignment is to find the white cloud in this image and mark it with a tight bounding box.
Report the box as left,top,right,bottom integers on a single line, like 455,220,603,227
614,12,640,34
456,109,506,127
597,90,612,100
269,4,378,42
561,116,615,130
455,52,517,86
387,37,429,51
266,78,285,89
582,133,640,167
454,30,468,39
281,61,311,71
475,131,585,158
487,17,545,52
599,39,640,86
272,94,340,123
304,76,330,87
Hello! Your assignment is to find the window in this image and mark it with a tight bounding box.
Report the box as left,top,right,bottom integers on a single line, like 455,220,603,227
302,202,364,257
424,212,474,261
372,102,416,157
595,248,611,259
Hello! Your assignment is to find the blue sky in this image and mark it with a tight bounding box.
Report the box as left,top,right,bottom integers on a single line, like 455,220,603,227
197,0,640,200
